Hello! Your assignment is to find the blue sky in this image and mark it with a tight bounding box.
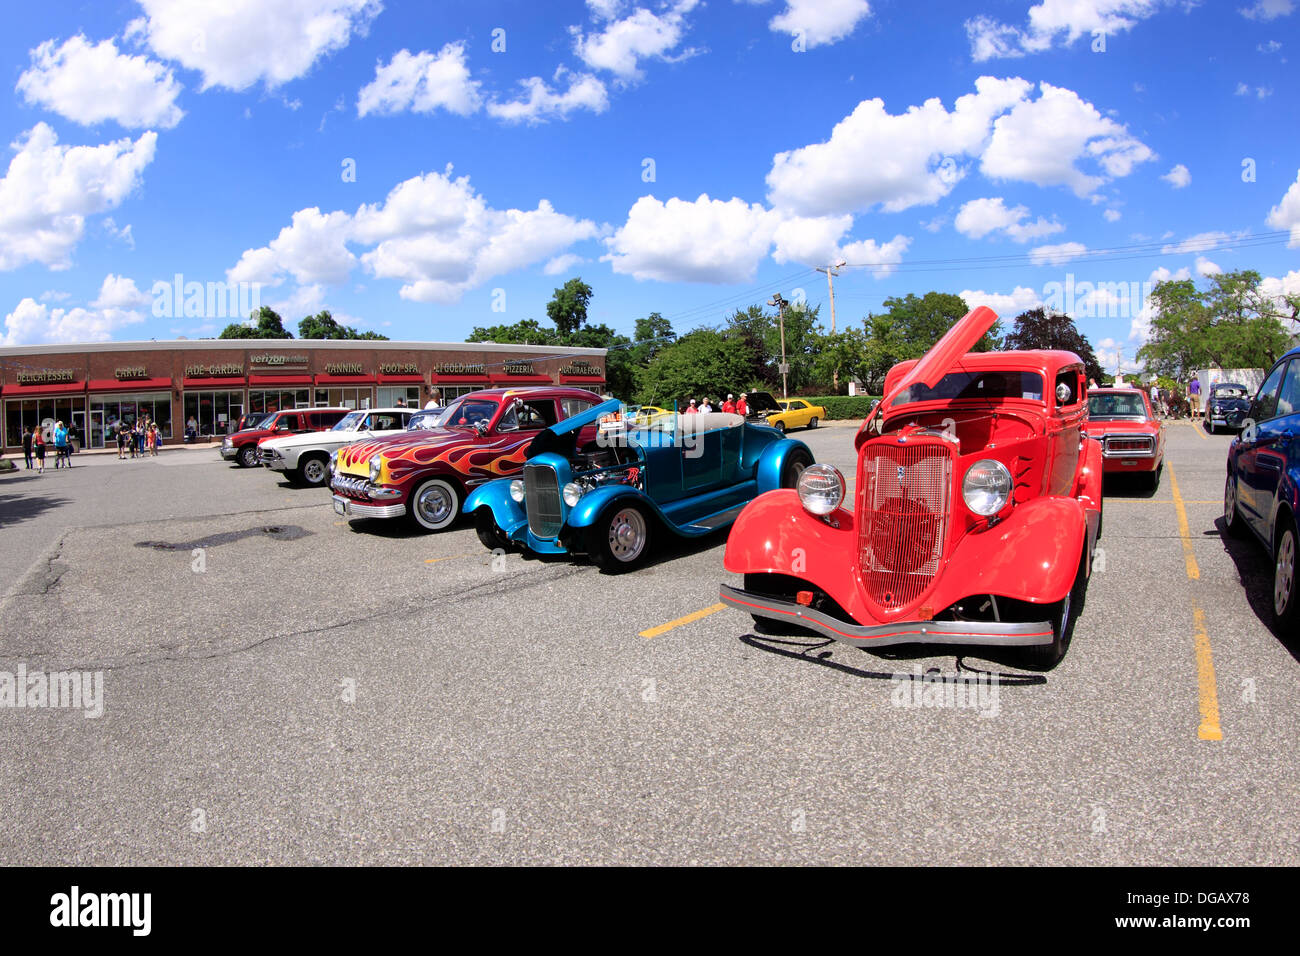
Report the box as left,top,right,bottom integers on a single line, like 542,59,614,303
1,0,1297,373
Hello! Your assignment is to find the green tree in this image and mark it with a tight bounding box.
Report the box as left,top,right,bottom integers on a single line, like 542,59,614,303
219,306,293,339
1137,270,1299,377
1002,307,1104,383
546,278,593,336
634,330,758,407
812,327,873,393
629,312,676,366
298,310,388,340
465,319,558,346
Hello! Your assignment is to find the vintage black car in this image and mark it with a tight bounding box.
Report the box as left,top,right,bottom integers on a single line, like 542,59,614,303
1204,382,1251,434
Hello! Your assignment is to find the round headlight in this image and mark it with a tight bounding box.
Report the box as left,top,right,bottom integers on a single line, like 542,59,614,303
562,482,585,507
368,454,382,483
797,463,845,516
509,479,525,503
962,459,1012,517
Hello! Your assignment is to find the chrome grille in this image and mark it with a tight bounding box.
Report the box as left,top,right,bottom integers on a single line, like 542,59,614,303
525,464,563,538
858,440,953,611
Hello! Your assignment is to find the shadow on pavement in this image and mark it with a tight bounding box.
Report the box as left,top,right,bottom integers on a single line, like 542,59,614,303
1213,517,1300,665
0,487,69,527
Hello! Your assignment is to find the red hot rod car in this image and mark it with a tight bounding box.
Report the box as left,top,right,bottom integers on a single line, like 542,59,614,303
720,306,1103,669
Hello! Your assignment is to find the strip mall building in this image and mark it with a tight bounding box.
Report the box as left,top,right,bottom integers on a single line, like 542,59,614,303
0,339,607,451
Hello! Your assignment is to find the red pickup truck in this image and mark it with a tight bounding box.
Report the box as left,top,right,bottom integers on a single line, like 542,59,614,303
220,407,349,467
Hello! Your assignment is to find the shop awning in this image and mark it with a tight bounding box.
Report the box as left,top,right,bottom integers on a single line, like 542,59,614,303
489,374,554,385
248,374,313,386
183,377,246,389
88,377,172,392
314,374,377,385
559,374,607,385
377,373,425,384
1,382,85,396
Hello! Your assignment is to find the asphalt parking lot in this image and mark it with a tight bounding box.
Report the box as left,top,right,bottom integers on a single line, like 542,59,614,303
1,421,1296,865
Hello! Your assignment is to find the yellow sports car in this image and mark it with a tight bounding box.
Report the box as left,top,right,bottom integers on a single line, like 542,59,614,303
628,405,674,428
766,398,826,433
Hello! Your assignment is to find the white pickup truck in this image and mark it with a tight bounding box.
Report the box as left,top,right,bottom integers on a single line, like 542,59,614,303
259,407,420,487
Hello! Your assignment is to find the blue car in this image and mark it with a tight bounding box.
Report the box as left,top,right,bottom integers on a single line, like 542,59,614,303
466,398,815,572
1224,349,1300,626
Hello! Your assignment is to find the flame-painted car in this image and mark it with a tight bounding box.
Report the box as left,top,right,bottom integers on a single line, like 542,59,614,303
1082,388,1165,490
720,306,1103,670
465,399,815,572
329,387,603,531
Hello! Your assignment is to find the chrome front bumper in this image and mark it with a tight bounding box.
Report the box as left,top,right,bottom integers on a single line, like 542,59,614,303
219,445,238,460
332,494,406,518
719,584,1054,647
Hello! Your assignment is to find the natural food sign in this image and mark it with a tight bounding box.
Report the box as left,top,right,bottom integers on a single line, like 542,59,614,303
560,359,599,375
16,368,76,384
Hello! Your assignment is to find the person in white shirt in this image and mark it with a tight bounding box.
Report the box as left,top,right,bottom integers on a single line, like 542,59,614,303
700,398,713,413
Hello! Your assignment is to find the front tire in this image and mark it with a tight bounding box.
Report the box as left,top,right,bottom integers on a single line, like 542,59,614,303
299,454,329,487
474,507,513,552
1273,524,1300,628
587,502,651,573
1013,546,1087,671
408,477,461,532
1223,473,1247,537
774,420,786,434
780,449,813,488
237,444,258,468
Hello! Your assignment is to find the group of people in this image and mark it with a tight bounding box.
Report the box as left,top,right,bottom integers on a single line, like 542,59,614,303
115,417,161,459
683,393,750,416
19,422,73,474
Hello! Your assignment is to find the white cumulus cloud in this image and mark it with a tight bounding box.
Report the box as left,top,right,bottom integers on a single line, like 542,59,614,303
1267,168,1300,246
572,0,700,80
1240,0,1295,20
1161,163,1191,188
959,286,1044,315
954,196,1064,242
357,44,482,117
768,0,873,48
92,274,152,309
966,1,1174,61
16,35,184,129
486,68,609,124
1,297,145,347
1029,241,1088,265
0,123,157,271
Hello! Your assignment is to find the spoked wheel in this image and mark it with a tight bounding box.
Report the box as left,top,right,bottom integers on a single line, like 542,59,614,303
408,477,461,532
807,417,818,429
587,502,651,573
774,421,786,434
238,445,258,468
1223,473,1246,538
1273,525,1300,628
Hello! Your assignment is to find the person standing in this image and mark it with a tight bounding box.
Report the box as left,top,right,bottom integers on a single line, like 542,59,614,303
736,393,749,417
33,429,45,474
722,394,736,414
21,427,33,469
1188,375,1201,417
53,421,68,468
684,399,698,414
115,421,126,459
701,398,713,413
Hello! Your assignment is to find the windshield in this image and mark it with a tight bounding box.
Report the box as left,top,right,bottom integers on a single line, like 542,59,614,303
242,413,272,430
1088,392,1148,419
332,411,366,431
438,398,499,429
406,410,441,430
893,371,1045,406
1211,385,1248,400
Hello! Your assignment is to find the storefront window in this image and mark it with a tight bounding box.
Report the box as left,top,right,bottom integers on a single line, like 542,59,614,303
4,397,87,446
377,386,421,407
184,391,244,438
314,387,372,409
89,392,172,446
435,386,483,404
249,389,310,414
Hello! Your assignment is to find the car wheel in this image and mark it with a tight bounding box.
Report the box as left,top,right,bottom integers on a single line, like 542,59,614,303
743,573,816,636
1146,462,1163,492
1273,524,1300,628
1206,419,1216,435
587,502,651,573
1223,473,1247,537
237,445,258,468
780,449,813,488
1014,547,1086,671
774,420,786,434
474,507,513,552
299,455,328,487
808,417,818,429
408,477,461,532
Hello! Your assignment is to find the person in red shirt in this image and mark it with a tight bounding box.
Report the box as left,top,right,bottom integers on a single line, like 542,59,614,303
684,399,698,414
722,394,736,414
736,393,748,416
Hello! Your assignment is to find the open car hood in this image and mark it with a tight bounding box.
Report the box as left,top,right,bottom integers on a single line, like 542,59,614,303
525,398,623,458
871,306,999,420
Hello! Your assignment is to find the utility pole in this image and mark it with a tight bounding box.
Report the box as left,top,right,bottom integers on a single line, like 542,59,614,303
815,259,847,391
814,259,847,334
768,293,789,399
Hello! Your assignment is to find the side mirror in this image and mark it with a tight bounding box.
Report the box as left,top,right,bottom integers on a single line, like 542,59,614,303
476,420,490,437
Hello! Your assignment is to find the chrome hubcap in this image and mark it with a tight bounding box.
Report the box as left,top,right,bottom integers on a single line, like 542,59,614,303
1224,476,1236,524
608,508,646,562
304,460,325,483
1275,532,1294,616
417,485,453,525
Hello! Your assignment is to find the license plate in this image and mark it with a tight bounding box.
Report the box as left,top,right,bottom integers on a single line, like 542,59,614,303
1122,459,1137,466
333,499,347,516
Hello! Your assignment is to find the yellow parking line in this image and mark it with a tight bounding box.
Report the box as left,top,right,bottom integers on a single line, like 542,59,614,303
640,602,727,639
1169,464,1222,741
1107,499,1216,505
1193,607,1223,741
424,554,468,564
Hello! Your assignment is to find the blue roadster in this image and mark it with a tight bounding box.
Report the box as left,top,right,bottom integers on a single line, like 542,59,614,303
465,398,815,572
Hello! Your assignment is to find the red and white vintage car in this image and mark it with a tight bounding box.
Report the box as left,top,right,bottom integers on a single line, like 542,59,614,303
1082,387,1165,490
720,306,1103,670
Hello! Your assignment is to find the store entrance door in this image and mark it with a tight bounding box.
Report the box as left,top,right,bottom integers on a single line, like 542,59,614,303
89,410,105,449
